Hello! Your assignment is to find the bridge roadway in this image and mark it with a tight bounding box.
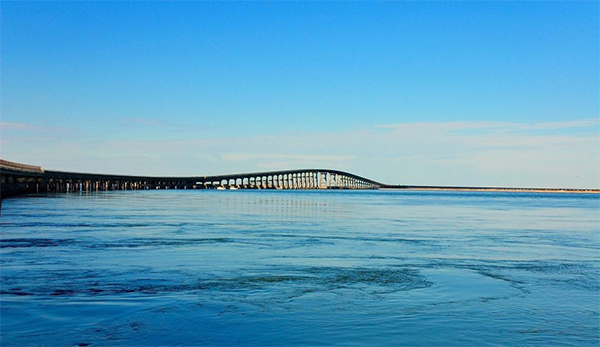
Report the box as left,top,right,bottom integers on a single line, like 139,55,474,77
1,159,382,198
4,159,597,199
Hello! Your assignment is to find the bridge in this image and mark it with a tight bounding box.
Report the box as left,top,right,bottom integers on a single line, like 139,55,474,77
3,159,598,199
0,159,382,198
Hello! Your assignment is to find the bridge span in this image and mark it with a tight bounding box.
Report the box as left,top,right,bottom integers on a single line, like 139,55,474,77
1,159,381,198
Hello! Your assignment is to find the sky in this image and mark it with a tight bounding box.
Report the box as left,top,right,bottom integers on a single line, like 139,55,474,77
1,1,598,188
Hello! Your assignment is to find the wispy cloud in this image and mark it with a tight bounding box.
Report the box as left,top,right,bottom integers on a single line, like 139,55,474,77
119,117,217,132
1,118,598,188
513,118,600,130
0,121,79,136
221,153,354,163
121,118,172,127
0,122,34,131
377,118,600,133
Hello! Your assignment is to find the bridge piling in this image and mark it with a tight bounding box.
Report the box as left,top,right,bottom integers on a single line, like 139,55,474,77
1,159,381,198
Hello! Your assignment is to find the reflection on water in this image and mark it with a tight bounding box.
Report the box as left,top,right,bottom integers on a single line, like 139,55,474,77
1,190,599,346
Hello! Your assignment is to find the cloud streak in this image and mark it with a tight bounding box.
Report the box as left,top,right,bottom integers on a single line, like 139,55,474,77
0,122,34,131
221,153,354,163
1,118,598,188
377,118,600,133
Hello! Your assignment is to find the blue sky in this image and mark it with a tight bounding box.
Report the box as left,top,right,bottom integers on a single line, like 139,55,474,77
1,1,598,188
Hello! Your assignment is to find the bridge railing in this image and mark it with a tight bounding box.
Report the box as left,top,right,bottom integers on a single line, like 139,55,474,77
1,159,382,194
0,159,44,173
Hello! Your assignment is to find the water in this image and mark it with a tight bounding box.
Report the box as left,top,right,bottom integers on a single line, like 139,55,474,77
1,190,599,346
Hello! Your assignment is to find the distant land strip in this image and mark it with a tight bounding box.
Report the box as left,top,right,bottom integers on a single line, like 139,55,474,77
380,185,599,194
1,159,598,199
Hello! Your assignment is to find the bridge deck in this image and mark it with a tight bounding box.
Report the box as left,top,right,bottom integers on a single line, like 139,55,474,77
2,159,597,199
2,160,381,198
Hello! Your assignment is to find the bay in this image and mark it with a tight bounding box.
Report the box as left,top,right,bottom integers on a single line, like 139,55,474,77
1,190,598,346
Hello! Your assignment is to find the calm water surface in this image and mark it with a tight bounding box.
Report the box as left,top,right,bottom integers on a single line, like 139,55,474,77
1,190,599,346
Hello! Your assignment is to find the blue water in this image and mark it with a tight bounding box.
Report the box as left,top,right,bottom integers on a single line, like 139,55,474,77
1,190,599,346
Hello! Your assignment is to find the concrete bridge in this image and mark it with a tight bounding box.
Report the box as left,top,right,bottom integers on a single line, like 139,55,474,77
0,159,382,198
4,159,596,199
